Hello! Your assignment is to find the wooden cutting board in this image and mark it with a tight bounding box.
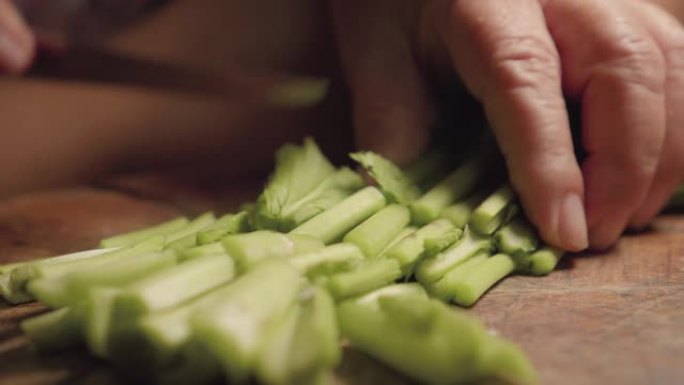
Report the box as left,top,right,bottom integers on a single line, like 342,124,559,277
0,181,682,385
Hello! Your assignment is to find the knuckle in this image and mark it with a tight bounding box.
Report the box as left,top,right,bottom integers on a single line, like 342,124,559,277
487,35,561,93
597,34,666,95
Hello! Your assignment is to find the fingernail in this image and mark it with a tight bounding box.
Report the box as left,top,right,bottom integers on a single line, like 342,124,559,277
558,193,588,251
0,32,29,72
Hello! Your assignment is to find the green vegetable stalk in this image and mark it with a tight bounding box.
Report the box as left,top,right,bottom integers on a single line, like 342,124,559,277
111,255,235,320
99,217,189,248
190,259,305,383
384,219,455,272
337,284,536,385
451,253,517,307
343,204,411,257
515,247,565,276
495,217,539,257
470,184,518,235
254,138,363,232
290,186,387,244
416,226,493,284
222,231,324,272
326,259,402,300
288,243,364,277
411,154,487,225
350,151,419,204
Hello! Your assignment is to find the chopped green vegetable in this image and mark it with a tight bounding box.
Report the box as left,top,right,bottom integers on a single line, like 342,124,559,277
28,251,178,309
350,151,419,204
384,219,455,272
343,204,411,257
66,251,178,304
495,217,539,257
410,154,487,225
164,212,216,244
100,217,189,248
451,253,516,307
439,192,487,229
426,252,489,301
112,255,235,319
256,287,340,385
470,184,518,235
255,138,363,232
223,231,323,272
337,284,485,384
178,242,227,261
3,247,120,304
196,211,250,245
190,259,305,382
515,247,564,276
290,186,387,244
326,259,402,300
288,243,364,277
423,228,464,258
84,287,120,357
416,226,493,284
377,226,416,257
21,305,85,351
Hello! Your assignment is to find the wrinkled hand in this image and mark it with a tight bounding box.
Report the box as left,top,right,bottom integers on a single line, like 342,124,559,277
332,0,684,251
0,0,33,73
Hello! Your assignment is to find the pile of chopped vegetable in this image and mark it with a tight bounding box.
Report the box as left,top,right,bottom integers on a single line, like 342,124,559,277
0,137,563,385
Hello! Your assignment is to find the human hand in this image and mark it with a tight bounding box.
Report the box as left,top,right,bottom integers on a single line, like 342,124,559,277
0,0,33,73
332,0,684,251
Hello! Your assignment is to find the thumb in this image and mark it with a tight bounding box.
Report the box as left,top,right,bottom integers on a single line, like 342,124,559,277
331,0,433,166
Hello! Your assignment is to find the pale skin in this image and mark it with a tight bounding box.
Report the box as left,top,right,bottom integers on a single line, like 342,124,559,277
1,0,684,251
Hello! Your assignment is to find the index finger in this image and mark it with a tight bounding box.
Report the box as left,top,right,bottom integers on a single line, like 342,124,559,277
434,0,587,251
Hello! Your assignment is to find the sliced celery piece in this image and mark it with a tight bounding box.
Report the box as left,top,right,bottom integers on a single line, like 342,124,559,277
21,305,85,351
439,192,487,229
196,211,249,245
190,260,305,382
288,243,364,277
470,184,518,235
350,151,419,204
423,228,464,258
255,138,363,232
163,212,216,244
343,204,411,258
452,253,516,307
178,242,227,261
163,234,197,251
384,219,455,272
326,259,402,300
416,226,492,284
68,251,176,300
99,217,189,248
495,217,539,257
426,252,489,301
290,186,386,244
113,255,235,319
377,226,416,258
515,247,564,276
256,287,340,385
4,247,119,304
410,154,487,225
337,285,486,384
223,231,323,272
84,287,120,357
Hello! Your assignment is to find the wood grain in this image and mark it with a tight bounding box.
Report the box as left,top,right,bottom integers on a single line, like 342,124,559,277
0,185,682,385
